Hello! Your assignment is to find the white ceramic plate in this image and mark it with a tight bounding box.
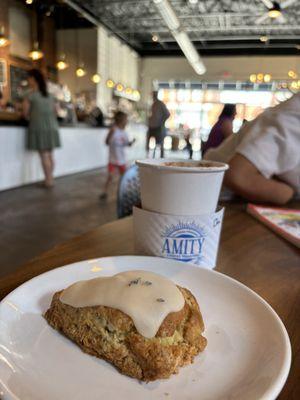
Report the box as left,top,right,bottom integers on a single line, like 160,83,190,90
0,256,291,400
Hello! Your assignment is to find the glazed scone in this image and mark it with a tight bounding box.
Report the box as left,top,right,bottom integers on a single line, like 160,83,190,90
44,271,207,381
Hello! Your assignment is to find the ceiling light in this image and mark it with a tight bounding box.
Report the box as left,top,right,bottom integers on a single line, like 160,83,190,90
288,70,297,78
76,66,86,77
291,81,298,89
57,60,68,70
56,54,69,71
106,79,115,88
153,0,205,75
91,74,101,83
264,74,271,82
0,27,10,47
173,30,206,74
152,34,159,42
125,87,133,95
153,0,180,31
249,74,256,83
26,0,33,4
133,90,140,100
257,73,264,81
28,42,43,60
116,83,124,92
268,3,281,19
260,36,269,43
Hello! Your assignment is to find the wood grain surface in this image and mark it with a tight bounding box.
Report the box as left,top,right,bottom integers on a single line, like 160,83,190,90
0,203,299,399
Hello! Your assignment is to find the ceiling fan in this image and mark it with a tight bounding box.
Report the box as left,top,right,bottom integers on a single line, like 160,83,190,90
255,0,297,24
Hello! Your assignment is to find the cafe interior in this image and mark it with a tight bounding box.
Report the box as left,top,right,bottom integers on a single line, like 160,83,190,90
0,0,299,398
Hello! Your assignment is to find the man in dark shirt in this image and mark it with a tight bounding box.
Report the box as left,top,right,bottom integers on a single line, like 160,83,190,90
147,91,170,158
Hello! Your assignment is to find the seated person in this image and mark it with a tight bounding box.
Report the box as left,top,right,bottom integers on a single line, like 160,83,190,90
204,94,300,205
202,103,236,155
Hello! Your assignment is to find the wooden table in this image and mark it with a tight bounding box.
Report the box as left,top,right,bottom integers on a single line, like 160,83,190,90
0,203,299,399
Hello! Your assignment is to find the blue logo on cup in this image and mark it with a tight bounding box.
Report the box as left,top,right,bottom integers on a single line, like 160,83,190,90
162,222,206,263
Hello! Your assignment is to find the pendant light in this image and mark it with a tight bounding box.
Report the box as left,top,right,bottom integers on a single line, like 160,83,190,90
106,79,115,88
91,73,101,83
75,30,86,78
116,83,124,92
56,8,69,71
56,54,69,71
268,3,282,19
106,35,115,89
76,64,86,77
29,41,44,60
0,26,10,48
29,11,43,61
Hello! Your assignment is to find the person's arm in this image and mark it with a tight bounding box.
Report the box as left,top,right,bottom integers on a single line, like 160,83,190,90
221,119,233,139
224,154,294,205
105,127,114,145
22,98,30,119
161,103,170,123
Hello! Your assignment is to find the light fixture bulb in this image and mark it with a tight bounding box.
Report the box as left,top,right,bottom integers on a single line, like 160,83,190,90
257,73,264,81
26,0,33,4
133,90,140,100
116,83,124,92
29,42,44,60
264,74,271,83
249,74,256,83
0,26,10,47
0,37,9,47
260,36,268,43
288,70,297,78
291,81,298,89
76,67,86,77
152,34,158,42
268,3,281,19
91,74,101,83
106,79,115,88
125,87,132,95
56,60,68,71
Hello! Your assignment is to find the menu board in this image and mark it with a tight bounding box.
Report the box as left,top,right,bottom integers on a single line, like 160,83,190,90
10,65,28,101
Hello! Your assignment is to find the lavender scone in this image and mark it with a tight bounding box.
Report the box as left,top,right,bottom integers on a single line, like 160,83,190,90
44,270,207,381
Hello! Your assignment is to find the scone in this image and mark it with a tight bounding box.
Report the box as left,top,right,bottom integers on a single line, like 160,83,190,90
44,270,207,381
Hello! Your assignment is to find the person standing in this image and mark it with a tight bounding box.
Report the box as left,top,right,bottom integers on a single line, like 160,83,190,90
100,111,135,200
23,69,60,188
202,103,236,156
147,91,170,158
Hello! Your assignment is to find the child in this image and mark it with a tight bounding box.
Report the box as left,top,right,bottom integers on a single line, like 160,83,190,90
100,111,135,200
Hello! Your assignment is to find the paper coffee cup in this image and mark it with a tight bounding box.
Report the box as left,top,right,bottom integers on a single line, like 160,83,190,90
133,206,224,269
136,159,228,216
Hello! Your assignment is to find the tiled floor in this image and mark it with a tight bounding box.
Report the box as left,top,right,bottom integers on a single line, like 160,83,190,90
0,168,118,279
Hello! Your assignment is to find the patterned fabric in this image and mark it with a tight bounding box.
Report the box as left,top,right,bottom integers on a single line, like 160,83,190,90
117,164,141,218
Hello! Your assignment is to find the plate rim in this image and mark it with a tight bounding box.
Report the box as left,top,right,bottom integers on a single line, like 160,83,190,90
0,255,292,400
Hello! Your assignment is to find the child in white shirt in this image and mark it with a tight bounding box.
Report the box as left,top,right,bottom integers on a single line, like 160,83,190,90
100,111,135,200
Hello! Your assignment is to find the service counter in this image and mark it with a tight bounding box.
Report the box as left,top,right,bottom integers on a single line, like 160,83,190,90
0,123,147,191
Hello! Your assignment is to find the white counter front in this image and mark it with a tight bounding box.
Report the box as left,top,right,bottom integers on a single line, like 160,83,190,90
0,124,147,191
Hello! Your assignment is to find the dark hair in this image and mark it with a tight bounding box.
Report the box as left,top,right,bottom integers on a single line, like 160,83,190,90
114,111,127,124
219,103,236,119
28,69,48,97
